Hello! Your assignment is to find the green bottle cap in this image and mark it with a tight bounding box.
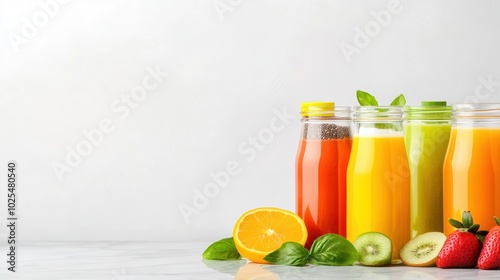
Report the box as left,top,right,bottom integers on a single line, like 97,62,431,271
405,101,451,120
421,101,447,106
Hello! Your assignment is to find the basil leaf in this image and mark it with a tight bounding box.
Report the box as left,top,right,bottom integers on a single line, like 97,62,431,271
202,237,241,260
264,242,309,266
309,234,359,266
374,123,391,129
390,94,406,106
356,90,378,106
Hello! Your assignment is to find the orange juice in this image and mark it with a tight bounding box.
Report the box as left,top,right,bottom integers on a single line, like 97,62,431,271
347,135,410,260
443,127,500,235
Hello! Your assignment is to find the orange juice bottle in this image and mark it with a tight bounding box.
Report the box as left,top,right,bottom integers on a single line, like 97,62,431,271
347,106,410,260
443,104,500,235
404,101,451,238
296,102,352,248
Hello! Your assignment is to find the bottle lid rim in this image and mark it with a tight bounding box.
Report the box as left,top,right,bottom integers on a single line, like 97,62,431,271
300,102,352,117
421,101,447,106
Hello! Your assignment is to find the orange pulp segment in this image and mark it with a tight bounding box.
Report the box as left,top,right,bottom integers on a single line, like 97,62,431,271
233,207,308,263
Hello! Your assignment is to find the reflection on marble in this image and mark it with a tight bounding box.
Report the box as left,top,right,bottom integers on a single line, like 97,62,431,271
203,259,246,276
0,242,498,279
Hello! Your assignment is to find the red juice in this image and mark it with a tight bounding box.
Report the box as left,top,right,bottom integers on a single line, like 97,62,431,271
296,137,352,248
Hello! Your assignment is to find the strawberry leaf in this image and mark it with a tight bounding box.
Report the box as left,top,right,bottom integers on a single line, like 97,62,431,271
494,216,500,226
476,234,485,243
468,224,480,233
477,230,489,236
449,218,465,229
462,211,473,228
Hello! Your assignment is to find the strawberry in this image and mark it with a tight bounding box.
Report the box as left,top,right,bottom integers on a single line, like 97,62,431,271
477,216,500,270
436,211,485,268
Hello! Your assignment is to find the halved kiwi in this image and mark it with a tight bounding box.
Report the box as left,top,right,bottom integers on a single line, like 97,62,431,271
353,232,392,266
399,232,446,267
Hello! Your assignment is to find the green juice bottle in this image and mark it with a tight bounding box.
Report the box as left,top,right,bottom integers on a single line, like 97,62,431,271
404,101,451,238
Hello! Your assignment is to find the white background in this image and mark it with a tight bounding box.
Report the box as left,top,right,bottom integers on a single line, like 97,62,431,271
1,0,500,242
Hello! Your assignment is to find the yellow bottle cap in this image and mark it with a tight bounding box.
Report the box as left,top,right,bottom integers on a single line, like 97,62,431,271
300,102,335,117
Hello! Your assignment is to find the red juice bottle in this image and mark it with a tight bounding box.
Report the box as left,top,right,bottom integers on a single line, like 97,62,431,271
295,102,352,248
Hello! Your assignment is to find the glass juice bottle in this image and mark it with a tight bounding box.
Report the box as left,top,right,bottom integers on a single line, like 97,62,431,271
443,103,500,235
347,106,410,260
404,101,451,238
296,102,352,248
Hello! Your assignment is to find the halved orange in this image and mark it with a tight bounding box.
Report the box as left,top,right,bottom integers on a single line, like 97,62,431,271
233,207,308,263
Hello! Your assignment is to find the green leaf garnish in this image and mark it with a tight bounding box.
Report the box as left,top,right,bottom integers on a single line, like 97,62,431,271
202,237,241,260
374,123,391,129
356,90,405,130
356,90,405,107
356,90,378,106
264,242,309,266
495,216,500,226
308,234,359,266
390,94,406,106
206,235,360,267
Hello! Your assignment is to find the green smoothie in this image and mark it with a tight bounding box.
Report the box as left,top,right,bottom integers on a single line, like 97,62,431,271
404,101,451,238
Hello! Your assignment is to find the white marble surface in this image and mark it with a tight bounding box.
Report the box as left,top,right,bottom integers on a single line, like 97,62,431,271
0,242,499,279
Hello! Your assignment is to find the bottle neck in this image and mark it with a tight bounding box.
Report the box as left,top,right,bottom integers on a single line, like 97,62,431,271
300,107,353,139
452,103,500,128
404,106,451,122
353,106,404,135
